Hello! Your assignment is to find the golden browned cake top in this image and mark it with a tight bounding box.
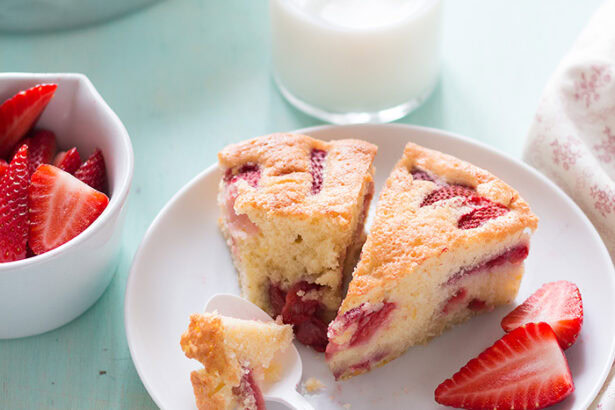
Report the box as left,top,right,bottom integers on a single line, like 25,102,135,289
180,313,240,382
340,142,539,311
218,133,377,224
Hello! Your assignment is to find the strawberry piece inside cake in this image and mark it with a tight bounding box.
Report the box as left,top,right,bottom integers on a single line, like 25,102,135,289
218,134,377,351
326,142,538,380
180,312,293,410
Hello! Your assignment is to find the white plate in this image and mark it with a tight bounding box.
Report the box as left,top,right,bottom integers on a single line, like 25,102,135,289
125,124,615,410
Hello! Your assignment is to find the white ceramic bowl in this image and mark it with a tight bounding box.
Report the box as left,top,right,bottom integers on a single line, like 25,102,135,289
0,73,134,339
0,0,159,33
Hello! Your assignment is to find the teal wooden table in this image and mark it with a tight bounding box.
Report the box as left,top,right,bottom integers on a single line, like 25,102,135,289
0,0,603,408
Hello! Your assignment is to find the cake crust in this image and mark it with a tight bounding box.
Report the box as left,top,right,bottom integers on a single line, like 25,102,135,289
218,133,377,222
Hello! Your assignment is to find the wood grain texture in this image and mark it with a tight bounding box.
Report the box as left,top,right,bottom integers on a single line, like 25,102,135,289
0,0,603,408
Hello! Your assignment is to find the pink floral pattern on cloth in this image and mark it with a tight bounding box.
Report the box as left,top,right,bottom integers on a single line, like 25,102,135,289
523,1,615,408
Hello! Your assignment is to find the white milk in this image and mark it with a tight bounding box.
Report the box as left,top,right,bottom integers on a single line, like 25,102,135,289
270,0,442,123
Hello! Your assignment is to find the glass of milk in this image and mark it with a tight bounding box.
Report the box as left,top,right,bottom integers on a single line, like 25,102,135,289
270,0,442,124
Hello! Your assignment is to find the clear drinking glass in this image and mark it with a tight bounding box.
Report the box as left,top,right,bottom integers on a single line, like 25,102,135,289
270,0,442,124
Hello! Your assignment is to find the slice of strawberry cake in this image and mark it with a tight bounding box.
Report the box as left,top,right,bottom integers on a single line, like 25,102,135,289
218,133,377,352
326,142,538,379
180,312,293,410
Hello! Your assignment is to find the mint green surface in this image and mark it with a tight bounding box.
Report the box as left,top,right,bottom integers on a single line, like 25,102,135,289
0,0,603,408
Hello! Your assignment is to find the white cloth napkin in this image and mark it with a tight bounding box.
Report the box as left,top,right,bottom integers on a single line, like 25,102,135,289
523,0,615,407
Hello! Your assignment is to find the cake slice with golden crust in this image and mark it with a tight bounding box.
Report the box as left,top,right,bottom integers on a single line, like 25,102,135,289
325,142,539,380
218,134,376,352
180,312,293,410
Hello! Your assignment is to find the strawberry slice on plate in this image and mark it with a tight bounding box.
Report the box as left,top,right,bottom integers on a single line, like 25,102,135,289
19,129,57,176
501,280,583,349
435,322,574,410
53,147,81,174
74,148,107,193
29,164,109,255
0,145,30,262
0,84,57,158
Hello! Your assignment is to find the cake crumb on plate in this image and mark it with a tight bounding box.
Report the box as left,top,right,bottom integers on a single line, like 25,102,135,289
303,377,325,393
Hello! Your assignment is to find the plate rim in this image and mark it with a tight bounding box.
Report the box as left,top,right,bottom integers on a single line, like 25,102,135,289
125,123,615,409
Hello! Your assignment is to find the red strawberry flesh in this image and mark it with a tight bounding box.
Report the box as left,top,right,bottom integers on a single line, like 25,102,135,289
0,159,7,179
458,204,509,229
310,149,326,194
270,281,329,352
74,149,107,193
21,129,56,176
326,302,396,359
54,147,81,174
421,185,476,207
232,368,266,410
435,322,574,410
28,164,109,255
442,288,468,314
410,167,435,182
224,163,261,188
467,299,488,311
502,280,583,350
222,165,261,236
446,244,529,285
0,84,57,158
268,282,287,317
0,145,29,262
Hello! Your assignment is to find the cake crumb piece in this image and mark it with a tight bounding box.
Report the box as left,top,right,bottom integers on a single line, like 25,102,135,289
343,404,351,409
303,377,325,393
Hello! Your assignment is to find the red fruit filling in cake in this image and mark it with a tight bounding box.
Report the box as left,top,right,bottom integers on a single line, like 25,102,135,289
310,148,326,194
232,368,265,410
326,302,396,357
409,167,435,182
445,245,529,286
458,203,509,229
222,164,261,236
269,281,329,352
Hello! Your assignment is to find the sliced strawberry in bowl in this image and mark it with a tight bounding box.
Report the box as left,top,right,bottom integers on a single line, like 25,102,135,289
29,164,109,255
0,145,29,262
0,159,7,179
435,322,574,410
0,83,57,158
54,147,81,174
18,129,57,176
501,280,583,350
75,148,107,193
